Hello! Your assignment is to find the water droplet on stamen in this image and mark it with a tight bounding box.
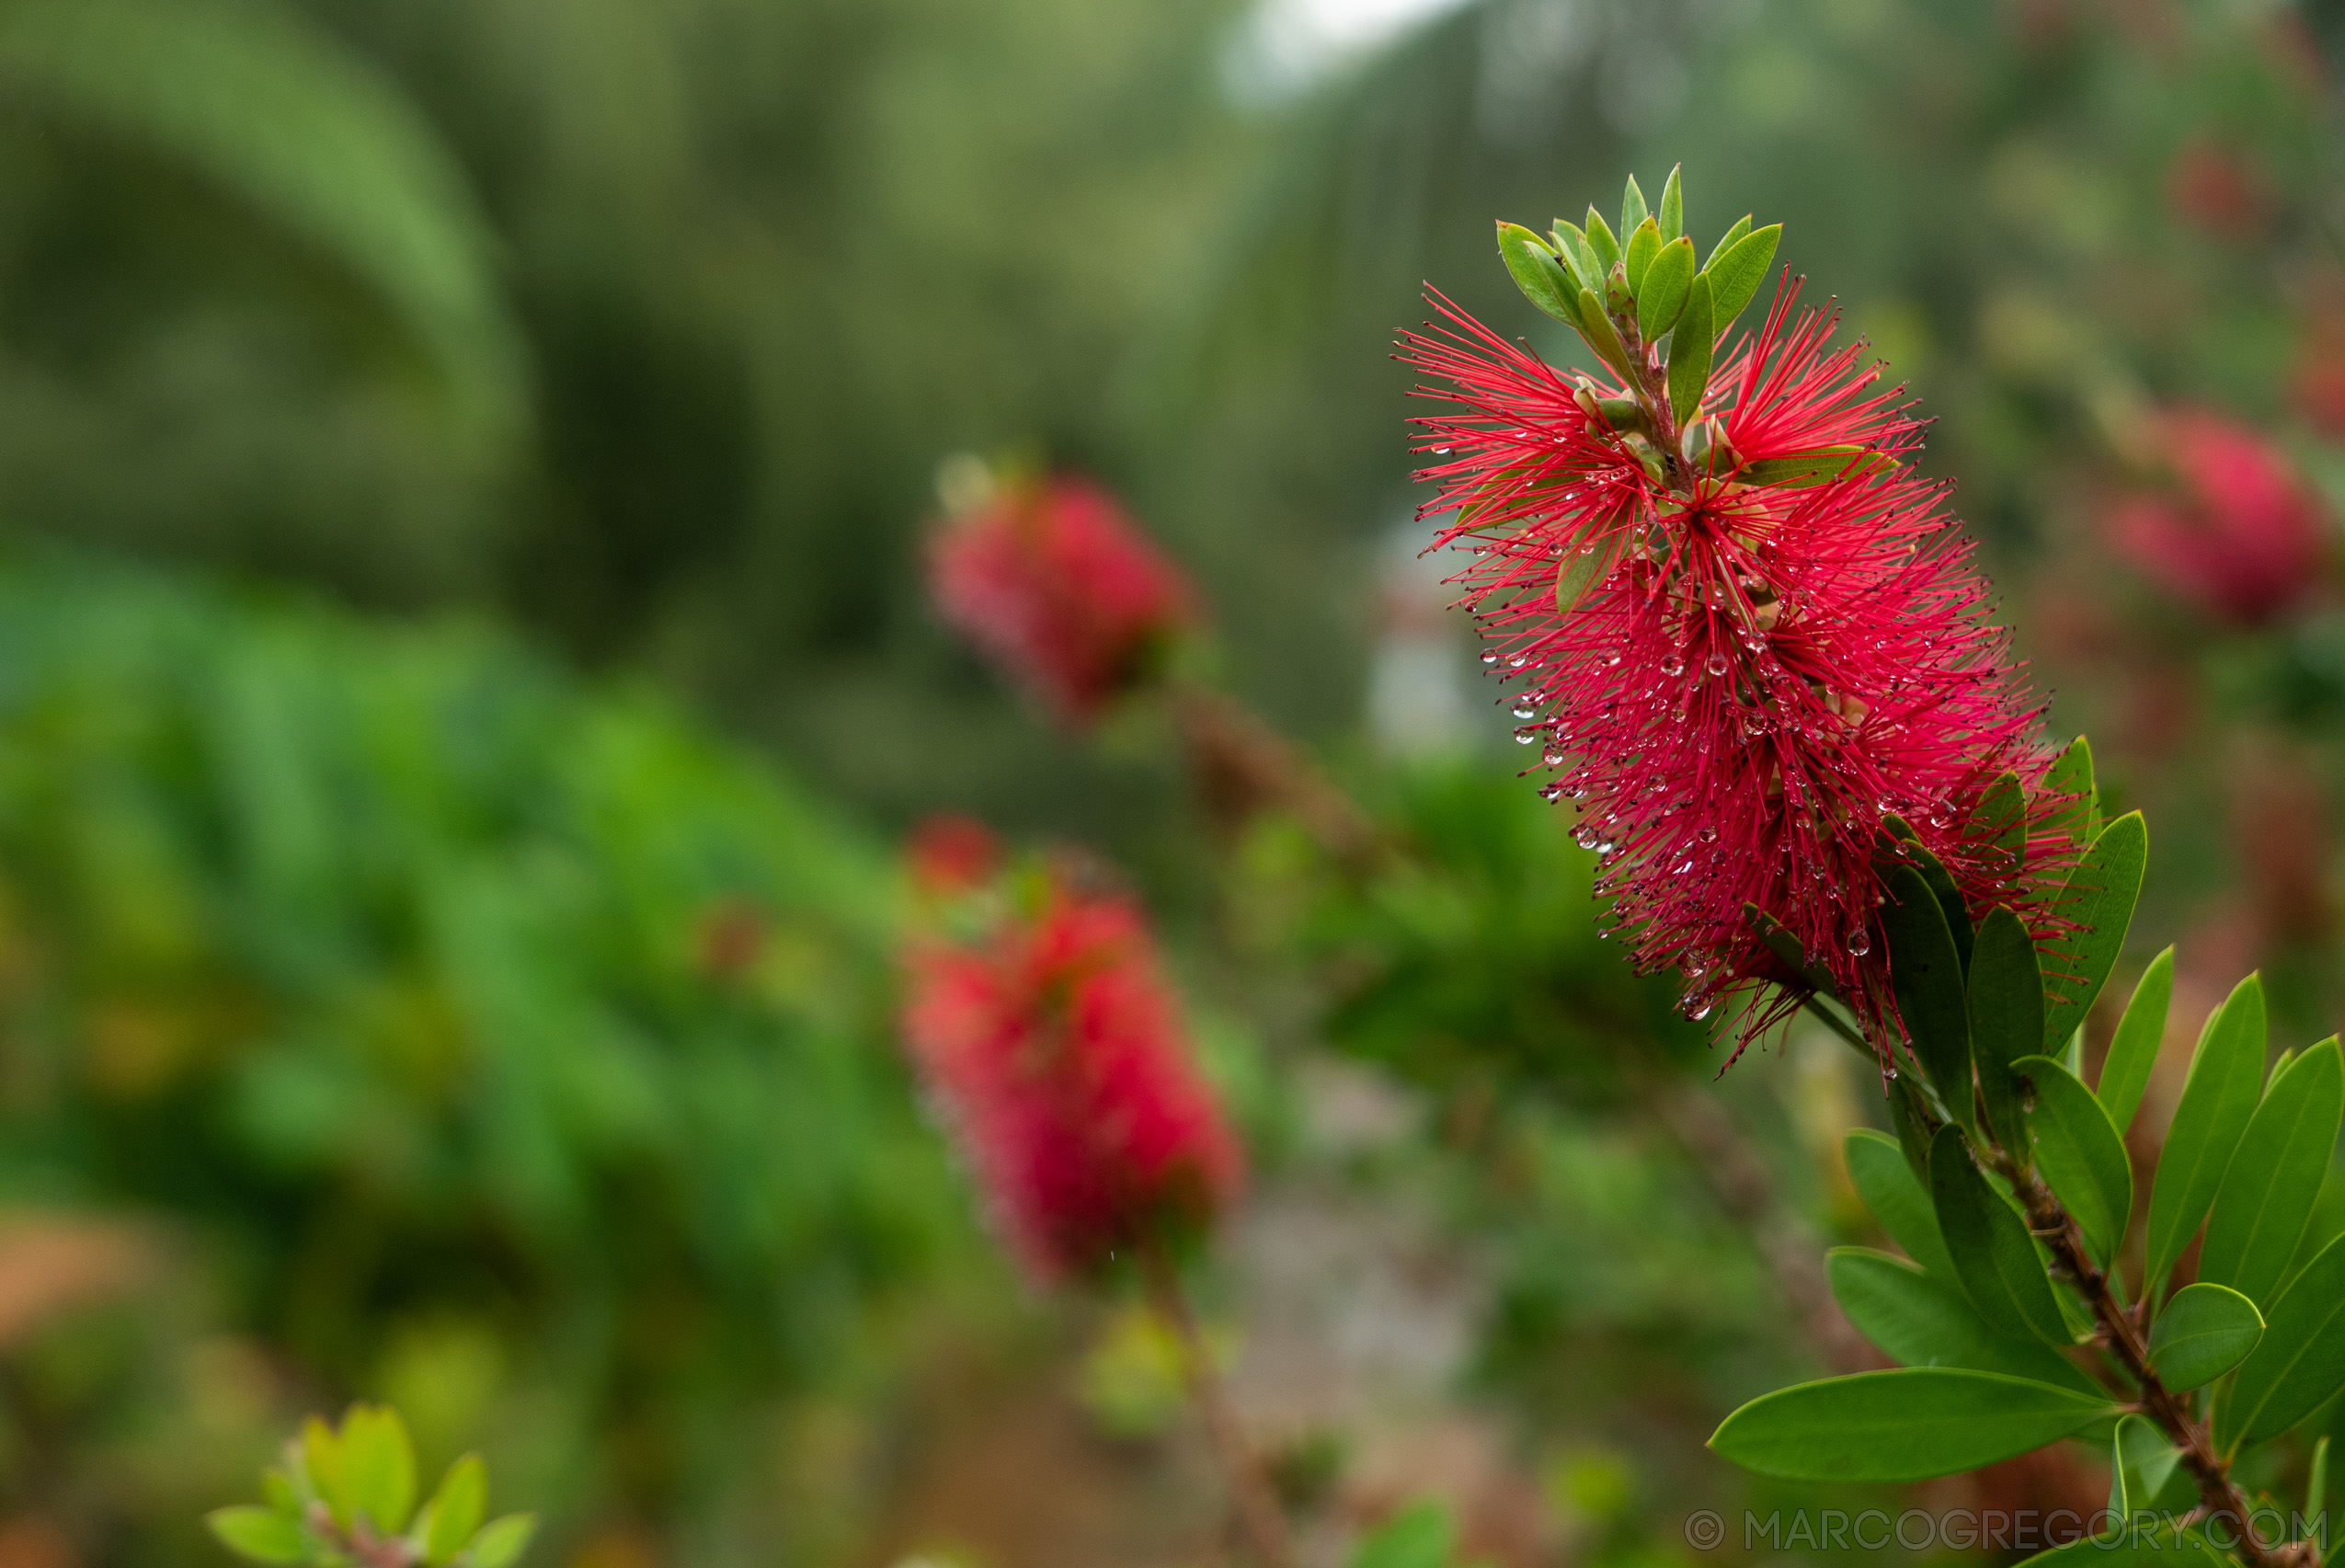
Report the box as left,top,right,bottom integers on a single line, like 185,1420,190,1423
1705,654,1729,677
1847,929,1872,956
1515,727,1539,745
1481,651,1500,666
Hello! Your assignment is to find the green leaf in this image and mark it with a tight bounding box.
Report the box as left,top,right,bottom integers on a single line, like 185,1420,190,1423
1657,165,1683,241
1972,907,2046,1154
1703,222,1782,329
1619,175,1648,246
1550,221,1599,290
2201,1038,2344,1307
1882,866,1973,1127
1583,207,1620,275
1827,1248,2102,1394
469,1515,537,1568
1703,213,1752,271
1349,1500,1455,1568
1709,1368,2115,1482
207,1507,308,1564
1879,818,1974,970
1973,772,2027,879
1738,446,1893,488
2042,736,2097,842
2042,811,2149,1053
2098,947,2174,1135
1623,216,1662,294
342,1404,417,1536
1573,287,1636,382
1847,1128,1956,1278
1931,1126,2069,1345
2107,1414,2185,1521
260,1470,300,1516
1496,223,1582,326
303,1415,351,1529
2014,1055,2132,1267
425,1456,488,1566
2146,974,2269,1291
2312,1434,2330,1522
2221,1230,2345,1448
1666,274,1713,430
2012,1524,2231,1567
1554,527,1624,614
1637,235,1696,342
2148,1283,2264,1391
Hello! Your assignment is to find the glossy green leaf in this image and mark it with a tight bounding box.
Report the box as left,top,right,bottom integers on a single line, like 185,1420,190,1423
1973,772,2027,878
1666,274,1712,430
1497,223,1581,326
1704,213,1752,271
425,1455,487,1566
1583,207,1620,274
2012,1524,2231,1567
1656,164,1683,241
1555,527,1624,614
2201,1038,2343,1307
1550,220,1599,290
1619,175,1648,246
470,1515,538,1568
2098,947,2174,1135
1931,1125,2070,1345
1972,907,2046,1153
2042,736,2097,842
1350,1500,1454,1568
2146,974,2269,1290
1703,222,1781,328
1573,287,1635,382
207,1507,307,1564
1828,1248,2101,1394
343,1404,416,1535
1738,446,1893,488
2106,1414,2185,1521
1847,1128,1955,1277
2014,1054,2131,1266
2041,811,2149,1053
2220,1230,2345,1448
1880,818,1974,970
1888,1074,1937,1179
1623,215,1662,294
1883,866,1973,1127
1638,235,1696,341
2148,1283,2264,1391
1710,1368,2115,1482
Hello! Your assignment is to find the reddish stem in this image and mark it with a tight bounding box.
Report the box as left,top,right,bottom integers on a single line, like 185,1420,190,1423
1140,1244,1294,1568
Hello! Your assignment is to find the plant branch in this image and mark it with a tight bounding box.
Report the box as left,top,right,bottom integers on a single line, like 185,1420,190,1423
1164,681,1384,872
1999,1161,2302,1568
1140,1243,1294,1568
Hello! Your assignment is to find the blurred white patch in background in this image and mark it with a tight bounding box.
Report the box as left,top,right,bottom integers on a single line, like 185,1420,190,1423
1366,519,1473,757
1224,0,1476,104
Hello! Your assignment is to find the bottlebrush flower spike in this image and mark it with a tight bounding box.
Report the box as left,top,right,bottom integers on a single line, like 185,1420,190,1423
928,467,1200,726
900,875,1242,1280
1402,174,2070,1062
2106,409,2328,627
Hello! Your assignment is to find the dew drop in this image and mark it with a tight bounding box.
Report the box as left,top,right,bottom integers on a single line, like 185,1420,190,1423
1543,745,1566,766
1514,726,1540,745
1659,652,1686,677
1539,782,1564,802
1573,826,1599,849
1481,651,1500,666
1705,653,1729,676
1697,826,1719,844
1512,701,1539,720
1508,654,1529,669
1847,929,1872,956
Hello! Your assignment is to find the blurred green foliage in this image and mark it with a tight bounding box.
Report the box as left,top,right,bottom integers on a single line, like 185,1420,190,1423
0,553,976,1563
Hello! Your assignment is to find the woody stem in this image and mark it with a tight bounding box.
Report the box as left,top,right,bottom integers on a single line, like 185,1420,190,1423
1141,1243,1294,1568
1999,1161,2295,1568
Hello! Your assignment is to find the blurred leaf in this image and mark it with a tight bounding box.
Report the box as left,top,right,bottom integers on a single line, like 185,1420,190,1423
2220,1231,2345,1448
2041,812,2149,1053
2098,948,2174,1135
207,1508,308,1564
2147,974,2269,1290
468,1515,536,1568
2201,1038,2344,1307
342,1404,417,1536
1709,1368,2114,1482
1350,1500,1454,1568
2148,1284,2263,1392
1930,1126,2068,1345
2015,1055,2131,1268
303,1415,351,1529
425,1456,487,1565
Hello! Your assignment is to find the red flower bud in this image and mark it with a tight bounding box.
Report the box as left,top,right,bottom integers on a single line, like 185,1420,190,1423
2106,410,2328,628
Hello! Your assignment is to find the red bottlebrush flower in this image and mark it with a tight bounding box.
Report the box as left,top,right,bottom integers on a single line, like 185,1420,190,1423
2106,410,2328,627
1400,282,2065,1059
906,812,1002,897
900,880,1242,1281
928,475,1200,725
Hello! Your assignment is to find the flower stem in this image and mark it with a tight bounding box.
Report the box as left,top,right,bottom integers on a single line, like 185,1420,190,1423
2000,1161,2301,1568
1140,1243,1294,1568
1165,681,1384,871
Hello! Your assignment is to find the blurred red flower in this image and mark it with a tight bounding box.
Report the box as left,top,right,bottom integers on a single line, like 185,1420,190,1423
2106,410,2328,627
900,881,1242,1281
905,812,1002,897
1401,281,2063,1060
2167,137,2272,239
928,475,1199,725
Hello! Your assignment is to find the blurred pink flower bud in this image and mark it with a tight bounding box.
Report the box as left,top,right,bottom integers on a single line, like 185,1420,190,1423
2106,410,2328,627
